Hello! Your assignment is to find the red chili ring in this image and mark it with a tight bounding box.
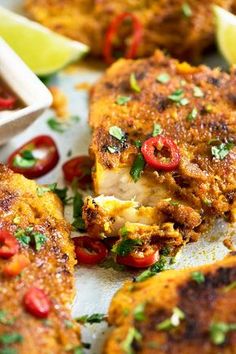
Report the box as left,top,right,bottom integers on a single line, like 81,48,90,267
23,287,50,318
62,156,93,189
116,248,159,268
103,12,143,65
73,236,108,265
0,230,19,259
8,135,59,179
141,135,180,171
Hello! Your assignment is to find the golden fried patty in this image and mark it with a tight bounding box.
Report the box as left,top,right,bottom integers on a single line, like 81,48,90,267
0,165,80,354
83,50,236,256
104,254,236,354
24,0,232,60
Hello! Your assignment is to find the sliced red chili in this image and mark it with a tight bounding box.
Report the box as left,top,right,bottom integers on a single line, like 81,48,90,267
73,236,108,265
103,12,143,65
0,94,16,110
141,135,180,171
8,135,59,179
23,287,50,318
62,156,93,189
3,254,30,277
116,247,159,268
0,230,19,259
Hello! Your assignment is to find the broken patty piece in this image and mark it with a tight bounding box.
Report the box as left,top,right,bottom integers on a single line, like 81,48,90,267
83,50,236,255
104,254,236,354
0,165,80,354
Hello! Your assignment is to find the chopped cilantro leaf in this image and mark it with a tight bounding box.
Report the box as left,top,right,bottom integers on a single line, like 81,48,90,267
135,256,167,282
112,238,142,256
72,192,86,232
15,228,46,251
182,3,192,17
180,97,189,106
53,186,72,205
109,126,125,141
156,73,170,84
210,322,236,345
33,232,47,251
211,142,234,160
156,307,185,331
116,96,131,105
134,303,146,321
191,271,205,284
0,332,23,345
36,183,57,196
73,347,84,354
130,153,145,182
107,146,118,154
187,107,198,121
76,313,106,324
152,123,162,137
47,117,67,133
122,327,142,354
168,89,184,103
130,73,141,93
193,86,204,98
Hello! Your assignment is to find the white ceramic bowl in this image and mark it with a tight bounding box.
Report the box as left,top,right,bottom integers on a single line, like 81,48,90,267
0,38,52,145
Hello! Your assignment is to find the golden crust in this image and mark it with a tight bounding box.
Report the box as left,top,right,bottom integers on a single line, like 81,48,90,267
104,254,236,354
24,0,232,60
84,51,236,251
0,165,80,353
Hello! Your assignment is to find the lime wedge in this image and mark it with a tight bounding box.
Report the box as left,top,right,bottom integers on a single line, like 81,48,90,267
214,5,236,64
0,6,89,76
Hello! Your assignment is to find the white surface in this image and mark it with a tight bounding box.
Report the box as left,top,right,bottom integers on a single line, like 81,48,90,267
0,2,235,354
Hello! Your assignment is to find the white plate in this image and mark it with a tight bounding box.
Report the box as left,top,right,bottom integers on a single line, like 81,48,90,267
0,2,235,353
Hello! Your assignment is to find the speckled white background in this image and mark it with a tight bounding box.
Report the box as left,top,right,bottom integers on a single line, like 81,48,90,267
0,1,235,353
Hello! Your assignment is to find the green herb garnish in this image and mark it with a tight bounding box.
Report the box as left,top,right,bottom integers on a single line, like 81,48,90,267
76,313,106,324
182,3,192,17
152,123,162,137
211,142,234,160
193,86,204,98
191,271,205,284
156,73,170,84
135,256,167,282
134,303,146,321
15,228,46,251
0,348,17,354
36,183,57,196
210,322,236,345
187,107,198,121
223,281,236,292
180,98,189,106
156,307,185,331
47,117,67,133
107,146,118,154
168,89,184,103
122,327,142,354
134,140,142,148
130,73,141,93
112,239,142,257
72,192,85,232
0,332,23,345
54,186,72,205
116,96,131,105
73,347,84,354
109,126,126,141
130,153,145,182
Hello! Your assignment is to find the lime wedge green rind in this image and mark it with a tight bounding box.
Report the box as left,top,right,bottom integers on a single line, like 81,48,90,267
214,5,236,65
0,6,89,76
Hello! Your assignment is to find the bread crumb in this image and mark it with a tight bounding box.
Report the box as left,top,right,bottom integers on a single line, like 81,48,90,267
49,86,69,120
